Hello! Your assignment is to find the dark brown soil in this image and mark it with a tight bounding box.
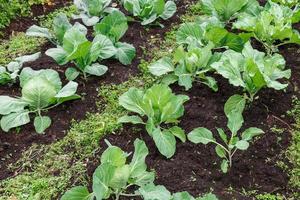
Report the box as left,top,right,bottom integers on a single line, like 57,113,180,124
0,0,196,180
88,11,300,200
92,45,299,199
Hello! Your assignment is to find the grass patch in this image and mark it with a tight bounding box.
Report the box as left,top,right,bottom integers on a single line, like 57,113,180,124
0,5,76,66
285,97,300,197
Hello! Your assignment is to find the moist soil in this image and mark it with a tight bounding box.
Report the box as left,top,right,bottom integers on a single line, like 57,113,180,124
89,9,300,200
91,42,300,200
1,0,300,199
0,0,196,180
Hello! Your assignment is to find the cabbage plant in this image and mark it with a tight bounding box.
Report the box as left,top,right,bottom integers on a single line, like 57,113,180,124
118,84,189,158
188,95,264,173
149,43,219,91
211,42,291,102
61,139,155,200
46,25,116,80
26,13,83,45
61,139,219,200
120,0,177,25
0,67,80,133
233,1,300,54
73,0,113,26
0,52,41,85
200,0,261,23
176,18,247,52
94,10,136,65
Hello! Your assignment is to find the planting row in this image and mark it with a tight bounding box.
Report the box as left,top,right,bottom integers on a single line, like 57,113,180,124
0,0,178,133
61,0,299,199
0,0,299,199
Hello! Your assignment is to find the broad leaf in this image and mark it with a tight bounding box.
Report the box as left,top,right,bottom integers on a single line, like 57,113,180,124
1,111,30,132
188,128,216,144
114,42,136,65
34,116,52,134
152,128,176,158
61,186,92,200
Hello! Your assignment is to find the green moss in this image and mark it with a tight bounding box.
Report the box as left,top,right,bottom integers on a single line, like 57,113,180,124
0,5,76,66
256,193,285,200
0,33,45,65
0,0,47,31
37,5,77,28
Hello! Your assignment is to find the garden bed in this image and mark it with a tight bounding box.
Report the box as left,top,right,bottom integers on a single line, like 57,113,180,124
0,0,299,199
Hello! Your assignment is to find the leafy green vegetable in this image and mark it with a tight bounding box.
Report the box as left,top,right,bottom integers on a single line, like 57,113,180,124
233,1,300,54
121,0,177,25
176,18,247,52
188,95,264,173
118,84,189,158
149,43,219,91
61,138,219,200
200,0,261,23
0,52,41,85
94,10,136,65
26,13,77,45
0,67,80,133
46,24,116,80
139,184,219,200
61,139,155,200
73,0,113,26
211,41,291,101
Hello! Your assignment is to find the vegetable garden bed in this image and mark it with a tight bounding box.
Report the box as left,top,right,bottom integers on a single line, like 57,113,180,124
0,0,299,199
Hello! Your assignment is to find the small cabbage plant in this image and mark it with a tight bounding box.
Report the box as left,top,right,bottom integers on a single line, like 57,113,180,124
121,0,177,25
176,18,247,52
0,52,41,85
188,95,264,173
233,1,300,54
139,184,219,200
200,0,261,23
61,138,219,200
61,139,155,200
0,67,80,133
73,0,113,26
211,42,291,102
118,84,189,158
46,25,116,80
94,10,136,65
149,43,219,91
26,13,78,45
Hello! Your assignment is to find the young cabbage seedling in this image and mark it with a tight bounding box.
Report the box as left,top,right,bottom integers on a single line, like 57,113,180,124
73,0,113,26
188,95,264,173
0,52,41,85
211,42,291,102
61,139,155,200
0,67,80,133
26,13,77,45
61,138,219,200
120,0,177,26
176,19,247,52
94,10,136,65
233,1,300,54
46,24,116,80
118,84,189,158
139,183,219,200
149,43,219,91
200,0,261,24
